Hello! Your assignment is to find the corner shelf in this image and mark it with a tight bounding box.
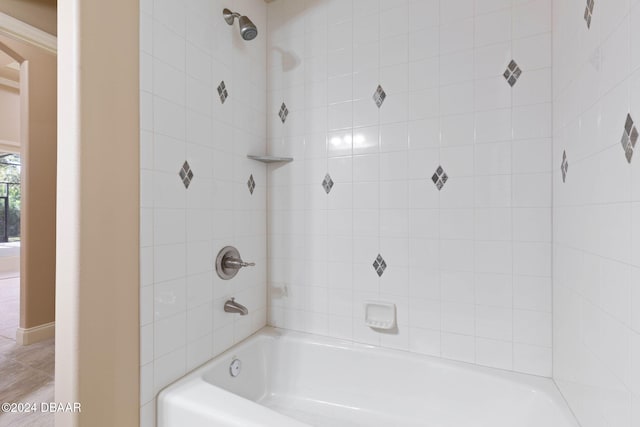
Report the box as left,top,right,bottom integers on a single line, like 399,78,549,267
247,155,293,164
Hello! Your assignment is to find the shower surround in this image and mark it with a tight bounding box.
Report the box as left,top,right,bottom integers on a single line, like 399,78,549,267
553,1,640,426
266,0,553,376
140,0,640,426
139,0,268,424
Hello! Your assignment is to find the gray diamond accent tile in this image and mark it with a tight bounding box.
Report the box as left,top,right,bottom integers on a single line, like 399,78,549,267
504,60,523,87
247,174,256,194
322,173,334,194
372,254,387,277
373,85,387,108
561,150,569,183
179,161,194,189
279,102,289,123
217,81,228,104
621,113,638,164
431,165,448,191
584,0,594,29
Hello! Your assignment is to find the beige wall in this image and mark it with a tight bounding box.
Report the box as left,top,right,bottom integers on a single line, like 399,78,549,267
0,84,20,144
56,0,139,425
0,0,56,35
0,35,57,331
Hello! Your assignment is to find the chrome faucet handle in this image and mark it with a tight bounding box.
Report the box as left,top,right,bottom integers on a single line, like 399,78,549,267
216,246,255,280
223,257,255,269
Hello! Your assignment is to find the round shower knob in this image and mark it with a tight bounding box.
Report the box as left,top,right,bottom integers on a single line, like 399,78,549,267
215,246,255,280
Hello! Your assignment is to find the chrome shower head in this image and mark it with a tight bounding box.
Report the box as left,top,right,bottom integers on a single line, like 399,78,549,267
223,8,258,41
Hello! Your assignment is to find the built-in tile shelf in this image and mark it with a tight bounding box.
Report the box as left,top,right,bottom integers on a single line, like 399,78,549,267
247,155,294,164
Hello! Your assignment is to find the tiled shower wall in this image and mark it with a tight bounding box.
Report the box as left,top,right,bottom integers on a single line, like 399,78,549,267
267,0,554,375
553,1,640,425
139,0,267,424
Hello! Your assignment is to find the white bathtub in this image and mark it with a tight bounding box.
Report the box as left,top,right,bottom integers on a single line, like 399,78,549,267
157,328,579,427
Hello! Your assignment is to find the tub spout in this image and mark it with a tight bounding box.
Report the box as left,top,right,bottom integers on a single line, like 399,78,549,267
224,298,248,315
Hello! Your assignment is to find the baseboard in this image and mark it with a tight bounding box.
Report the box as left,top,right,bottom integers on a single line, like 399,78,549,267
16,321,54,345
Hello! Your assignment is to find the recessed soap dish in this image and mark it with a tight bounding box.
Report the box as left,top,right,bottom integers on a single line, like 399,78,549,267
364,301,396,330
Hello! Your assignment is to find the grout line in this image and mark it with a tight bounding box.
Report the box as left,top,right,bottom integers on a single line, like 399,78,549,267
510,0,516,371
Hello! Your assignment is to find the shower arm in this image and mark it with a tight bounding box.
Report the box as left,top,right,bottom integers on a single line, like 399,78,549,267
223,9,242,25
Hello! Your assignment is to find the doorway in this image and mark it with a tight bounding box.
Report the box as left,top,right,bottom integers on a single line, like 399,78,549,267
0,26,55,427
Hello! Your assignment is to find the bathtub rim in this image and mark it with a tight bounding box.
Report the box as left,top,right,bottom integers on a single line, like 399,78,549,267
157,326,573,412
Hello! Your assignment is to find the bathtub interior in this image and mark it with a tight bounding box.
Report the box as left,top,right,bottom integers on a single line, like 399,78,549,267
192,329,579,427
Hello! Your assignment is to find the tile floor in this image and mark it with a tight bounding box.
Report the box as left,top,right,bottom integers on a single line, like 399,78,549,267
0,276,54,427
0,276,19,340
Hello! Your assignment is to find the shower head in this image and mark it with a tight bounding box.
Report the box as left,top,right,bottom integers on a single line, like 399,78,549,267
223,8,258,41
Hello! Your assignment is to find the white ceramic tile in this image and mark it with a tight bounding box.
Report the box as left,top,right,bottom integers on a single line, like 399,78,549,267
514,309,551,347
475,42,511,79
476,306,512,341
154,278,187,320
440,20,474,55
475,108,512,143
153,347,186,393
440,82,474,116
514,276,551,312
153,21,185,71
353,16,379,47
475,142,511,177
380,34,409,67
513,33,551,70
441,302,475,335
140,362,154,405
512,103,552,140
440,0,474,26
475,241,513,275
154,59,186,106
512,174,551,207
441,113,475,146
474,9,511,47
408,0,439,32
409,27,439,62
475,273,512,308
380,91,409,124
512,139,551,174
154,98,186,142
512,0,551,40
328,48,354,77
513,242,551,277
328,102,354,131
475,77,512,111
140,401,155,427
439,209,474,241
379,4,409,40
513,68,552,107
154,312,187,358
328,75,353,105
380,122,409,152
409,327,441,356
476,337,513,370
187,303,213,342
440,51,474,86
381,64,409,94
141,247,154,287
154,244,186,283
514,343,551,376
140,324,154,366
328,20,353,52
441,332,475,363
475,175,511,208
187,334,213,370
